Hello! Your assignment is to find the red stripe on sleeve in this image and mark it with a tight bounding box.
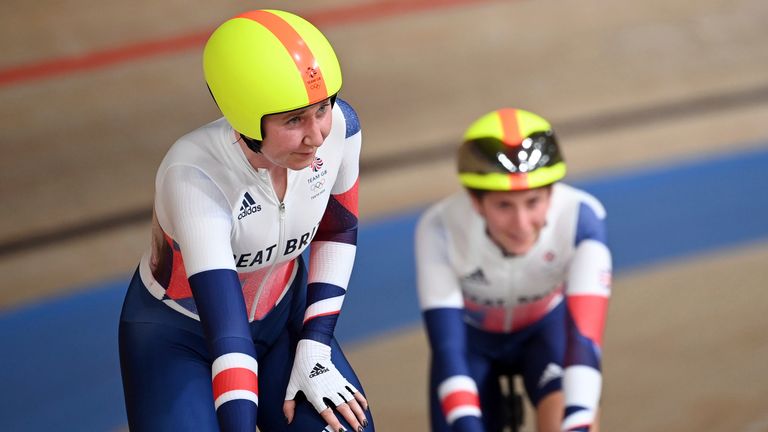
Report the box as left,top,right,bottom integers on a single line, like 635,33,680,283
332,179,359,217
212,367,258,399
303,309,341,324
567,295,609,347
441,390,480,415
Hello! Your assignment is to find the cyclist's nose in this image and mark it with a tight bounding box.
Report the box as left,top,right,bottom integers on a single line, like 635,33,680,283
303,118,325,148
508,208,530,231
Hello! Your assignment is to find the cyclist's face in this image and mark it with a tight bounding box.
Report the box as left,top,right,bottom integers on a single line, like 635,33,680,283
260,98,333,170
471,186,552,255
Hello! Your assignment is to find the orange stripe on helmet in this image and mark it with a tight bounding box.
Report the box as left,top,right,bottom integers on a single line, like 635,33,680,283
498,108,523,146
508,173,529,190
238,10,328,104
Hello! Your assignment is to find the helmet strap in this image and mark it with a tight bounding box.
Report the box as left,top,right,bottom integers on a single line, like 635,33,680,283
241,135,262,153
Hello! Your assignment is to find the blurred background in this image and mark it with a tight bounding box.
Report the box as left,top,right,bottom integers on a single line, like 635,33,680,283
2,0,767,430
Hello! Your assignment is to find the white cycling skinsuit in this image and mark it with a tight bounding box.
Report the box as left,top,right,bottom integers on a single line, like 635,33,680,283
119,99,373,431
416,183,611,432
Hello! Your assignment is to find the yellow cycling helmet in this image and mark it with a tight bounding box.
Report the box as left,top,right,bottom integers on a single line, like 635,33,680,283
203,9,342,141
458,108,567,191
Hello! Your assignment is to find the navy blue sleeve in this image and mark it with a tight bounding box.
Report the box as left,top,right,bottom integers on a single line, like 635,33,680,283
190,269,258,432
574,202,607,246
424,308,484,432
336,97,360,138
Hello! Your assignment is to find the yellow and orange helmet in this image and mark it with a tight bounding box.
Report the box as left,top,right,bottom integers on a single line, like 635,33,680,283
458,108,567,191
203,10,342,140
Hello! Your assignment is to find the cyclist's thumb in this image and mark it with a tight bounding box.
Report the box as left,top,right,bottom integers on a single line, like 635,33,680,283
283,399,296,424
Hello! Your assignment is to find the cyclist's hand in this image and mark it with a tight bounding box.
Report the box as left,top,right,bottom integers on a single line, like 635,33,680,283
283,339,369,431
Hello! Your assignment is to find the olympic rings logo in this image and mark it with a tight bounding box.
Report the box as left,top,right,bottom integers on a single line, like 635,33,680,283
311,179,326,192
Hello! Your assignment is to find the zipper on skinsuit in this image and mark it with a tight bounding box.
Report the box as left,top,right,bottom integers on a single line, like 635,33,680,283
249,170,287,321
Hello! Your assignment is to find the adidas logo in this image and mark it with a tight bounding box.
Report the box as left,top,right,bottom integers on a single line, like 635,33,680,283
309,362,330,378
462,268,489,285
237,192,262,220
538,362,563,388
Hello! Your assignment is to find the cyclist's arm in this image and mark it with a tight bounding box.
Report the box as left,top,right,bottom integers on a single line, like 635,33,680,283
283,99,366,422
158,165,258,432
302,98,361,344
416,210,484,432
562,202,612,432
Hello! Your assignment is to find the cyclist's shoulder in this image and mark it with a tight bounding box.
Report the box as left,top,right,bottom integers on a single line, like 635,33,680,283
552,183,606,219
552,184,608,245
417,191,477,240
334,97,360,138
161,118,232,169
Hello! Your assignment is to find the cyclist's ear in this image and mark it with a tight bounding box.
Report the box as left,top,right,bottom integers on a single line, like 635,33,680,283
467,190,485,215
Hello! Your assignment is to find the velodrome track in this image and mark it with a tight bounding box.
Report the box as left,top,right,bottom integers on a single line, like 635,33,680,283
2,0,767,431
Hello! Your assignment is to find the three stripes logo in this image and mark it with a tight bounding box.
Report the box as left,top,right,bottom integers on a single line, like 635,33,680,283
308,362,330,378
237,192,262,220
462,268,489,285
537,363,563,389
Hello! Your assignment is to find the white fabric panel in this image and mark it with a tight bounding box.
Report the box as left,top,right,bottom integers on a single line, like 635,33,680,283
212,352,258,378
562,410,595,431
304,296,345,320
567,239,612,297
308,241,356,288
446,406,482,424
563,365,602,409
437,375,478,399
157,164,235,275
331,128,361,194
438,375,482,424
214,390,258,410
415,206,465,310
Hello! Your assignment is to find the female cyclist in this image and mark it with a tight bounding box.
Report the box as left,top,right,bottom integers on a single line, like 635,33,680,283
118,10,372,432
415,108,611,432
